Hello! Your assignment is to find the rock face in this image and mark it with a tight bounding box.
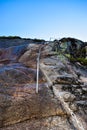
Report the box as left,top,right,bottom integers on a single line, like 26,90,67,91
40,42,87,130
0,41,66,129
53,37,87,58
0,83,66,127
1,116,74,130
0,36,45,48
0,37,87,130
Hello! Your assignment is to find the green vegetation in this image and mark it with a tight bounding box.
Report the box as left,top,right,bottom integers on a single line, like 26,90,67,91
33,38,45,42
65,54,87,65
53,40,87,66
71,57,87,65
55,49,87,66
0,36,21,39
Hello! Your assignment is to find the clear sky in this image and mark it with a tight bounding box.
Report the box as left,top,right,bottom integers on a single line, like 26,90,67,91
0,0,87,41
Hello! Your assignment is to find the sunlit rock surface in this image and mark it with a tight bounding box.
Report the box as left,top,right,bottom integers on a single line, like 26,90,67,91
0,37,87,130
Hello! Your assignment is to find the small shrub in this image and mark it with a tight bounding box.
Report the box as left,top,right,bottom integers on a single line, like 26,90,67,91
33,38,45,43
0,36,21,39
68,57,87,65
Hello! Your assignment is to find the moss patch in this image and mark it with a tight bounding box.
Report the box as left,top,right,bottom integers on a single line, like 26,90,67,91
67,56,87,65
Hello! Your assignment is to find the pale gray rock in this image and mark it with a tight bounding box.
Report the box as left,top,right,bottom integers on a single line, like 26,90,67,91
58,92,76,102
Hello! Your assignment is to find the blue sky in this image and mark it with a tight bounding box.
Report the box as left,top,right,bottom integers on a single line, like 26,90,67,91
0,0,87,41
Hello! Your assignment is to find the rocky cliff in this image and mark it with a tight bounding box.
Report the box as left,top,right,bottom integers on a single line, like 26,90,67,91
0,37,87,130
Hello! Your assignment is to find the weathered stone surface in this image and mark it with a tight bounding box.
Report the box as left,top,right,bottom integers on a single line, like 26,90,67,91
0,49,66,128
18,44,41,68
0,116,74,130
0,37,45,48
0,63,36,84
0,43,63,128
0,45,28,64
69,103,78,111
0,37,87,130
76,100,87,106
0,38,29,48
58,91,76,102
54,75,79,85
0,83,66,127
40,44,87,129
59,38,87,58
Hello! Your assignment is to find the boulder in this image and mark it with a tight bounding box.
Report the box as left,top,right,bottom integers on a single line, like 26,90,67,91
58,91,76,102
0,45,28,64
52,38,87,59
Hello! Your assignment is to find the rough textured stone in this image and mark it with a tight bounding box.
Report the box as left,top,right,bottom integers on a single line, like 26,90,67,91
59,37,87,58
0,63,37,84
0,37,87,130
40,43,87,129
0,45,28,64
0,83,66,127
58,92,76,102
0,44,66,128
0,116,74,130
